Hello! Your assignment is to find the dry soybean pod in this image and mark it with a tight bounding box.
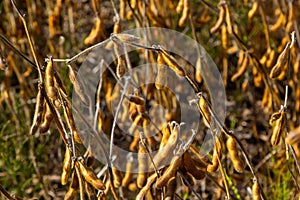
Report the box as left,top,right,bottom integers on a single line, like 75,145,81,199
84,17,105,45
39,102,53,133
136,173,158,200
270,42,290,79
126,94,145,106
221,24,228,49
68,64,89,106
176,0,184,14
198,94,211,128
226,135,244,173
270,11,286,32
113,41,127,78
119,0,126,19
152,122,180,168
45,57,58,103
178,0,189,27
61,148,72,185
296,85,300,112
137,141,149,188
183,152,206,180
155,53,168,89
210,3,225,34
64,171,79,200
195,57,202,83
159,123,171,148
207,137,222,173
30,85,45,135
85,150,95,167
189,146,210,166
286,1,294,32
231,52,249,82
269,110,285,146
158,47,186,76
266,49,276,68
252,179,262,200
112,166,122,187
155,155,182,188
66,105,82,144
115,33,140,43
75,159,106,190
224,3,233,34
248,0,258,19
122,153,134,186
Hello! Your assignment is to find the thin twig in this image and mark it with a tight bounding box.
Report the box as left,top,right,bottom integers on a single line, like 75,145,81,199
0,183,22,200
109,76,130,161
139,132,160,177
11,0,43,83
213,135,231,200
0,34,37,68
178,170,203,200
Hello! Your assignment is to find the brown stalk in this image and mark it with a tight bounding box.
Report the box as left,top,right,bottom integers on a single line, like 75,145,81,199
196,93,267,200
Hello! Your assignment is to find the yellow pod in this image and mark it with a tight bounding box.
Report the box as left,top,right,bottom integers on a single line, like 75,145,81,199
248,0,258,19
224,4,233,34
39,103,53,133
64,172,79,200
270,12,286,32
266,49,276,68
221,25,228,49
210,4,225,34
64,187,77,200
76,160,106,190
231,55,249,82
178,0,189,27
195,57,203,83
84,17,105,45
226,136,244,173
120,0,126,19
112,166,123,187
45,57,58,102
152,123,180,168
114,43,127,78
68,65,89,106
156,156,182,188
176,0,184,14
136,173,158,200
159,49,186,77
270,111,285,146
198,95,211,128
137,142,149,188
127,94,145,106
61,148,72,185
66,105,82,143
252,181,262,200
30,88,45,135
122,155,134,186
270,43,290,79
207,138,222,173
